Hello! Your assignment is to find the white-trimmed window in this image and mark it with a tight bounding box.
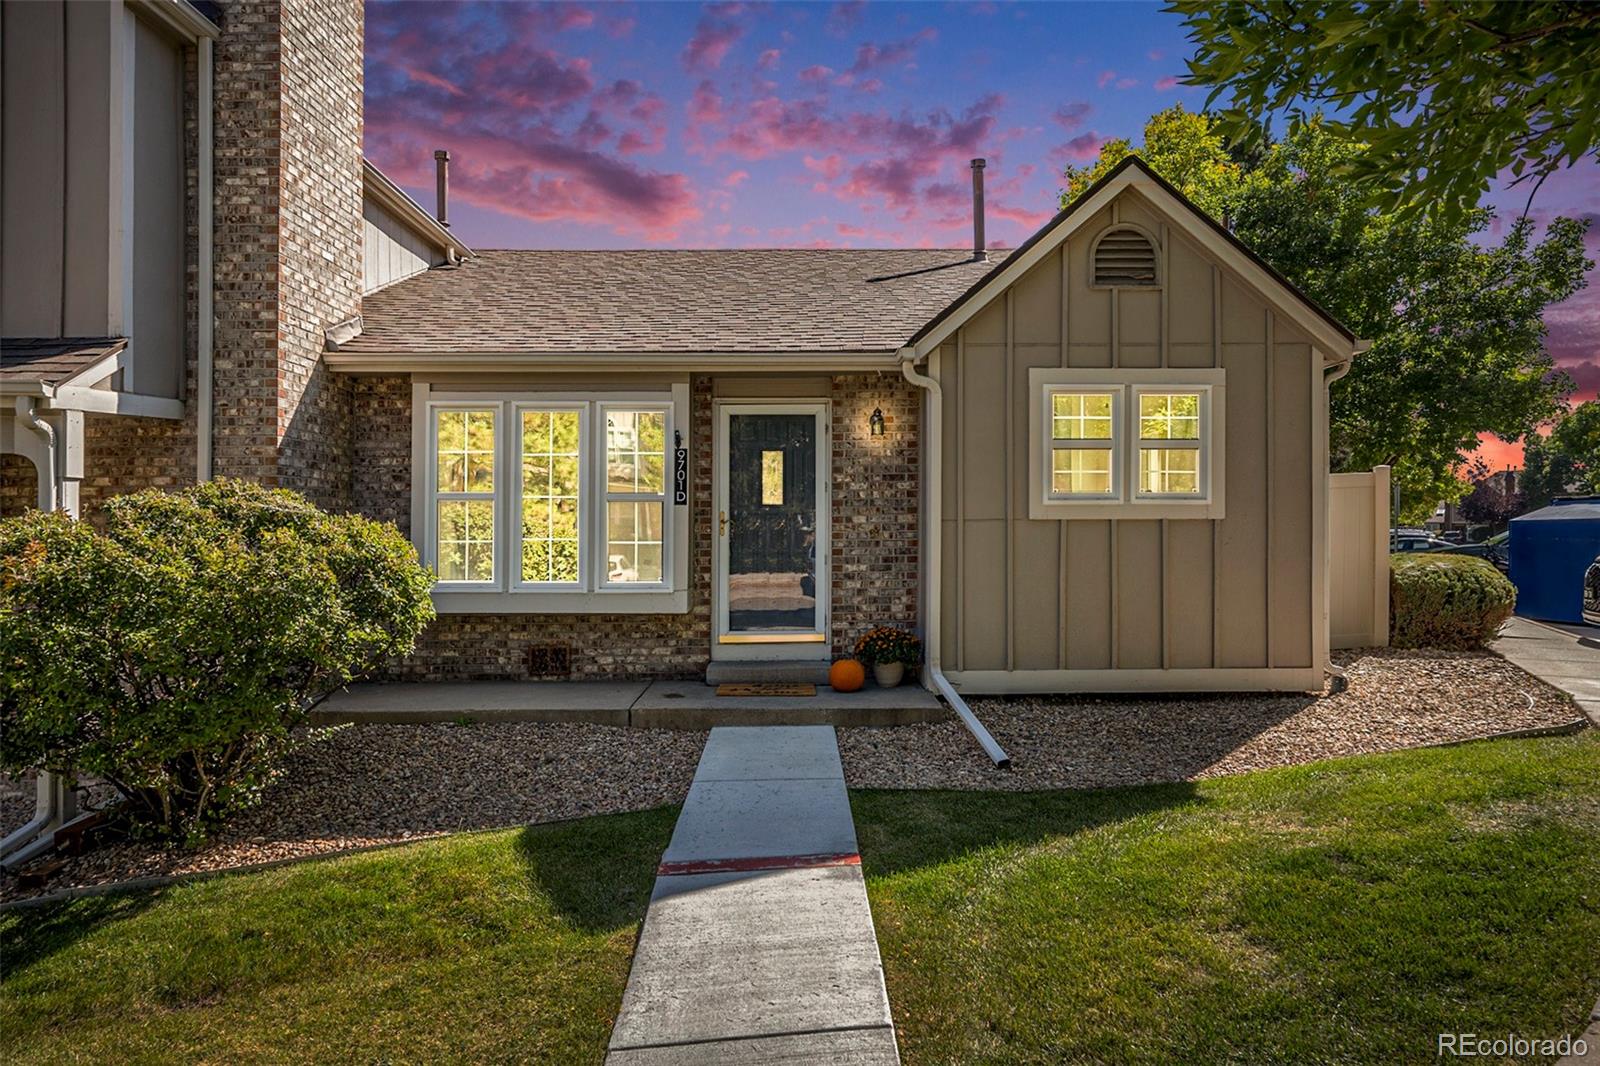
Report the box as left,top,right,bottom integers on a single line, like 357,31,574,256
1029,368,1226,520
419,387,689,612
1047,388,1121,499
602,406,668,587
433,407,497,584
1134,389,1206,498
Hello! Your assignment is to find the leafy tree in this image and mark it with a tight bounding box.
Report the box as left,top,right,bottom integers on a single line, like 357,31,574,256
1061,108,1592,516
1168,0,1600,220
1522,400,1600,509
1455,458,1524,528
0,481,436,841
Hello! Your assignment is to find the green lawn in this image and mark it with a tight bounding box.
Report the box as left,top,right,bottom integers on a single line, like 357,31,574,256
1,807,678,1065
6,737,1597,1065
855,733,1600,1065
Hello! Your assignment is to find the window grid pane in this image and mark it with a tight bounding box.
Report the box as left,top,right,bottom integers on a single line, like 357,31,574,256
436,499,494,582
436,409,495,494
521,409,581,583
1139,446,1201,495
607,410,666,494
607,500,664,584
1052,448,1114,496
1052,392,1114,440
1138,392,1200,440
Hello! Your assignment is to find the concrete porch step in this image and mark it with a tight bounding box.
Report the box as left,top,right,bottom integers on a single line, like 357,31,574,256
703,659,833,686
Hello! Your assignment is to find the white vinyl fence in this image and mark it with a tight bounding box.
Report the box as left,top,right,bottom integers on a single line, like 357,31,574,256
1329,465,1392,649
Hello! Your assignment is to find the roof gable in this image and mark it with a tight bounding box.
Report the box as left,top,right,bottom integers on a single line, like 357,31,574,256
908,155,1360,361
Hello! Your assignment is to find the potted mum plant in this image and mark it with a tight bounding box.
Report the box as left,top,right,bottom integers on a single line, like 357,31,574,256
854,625,922,687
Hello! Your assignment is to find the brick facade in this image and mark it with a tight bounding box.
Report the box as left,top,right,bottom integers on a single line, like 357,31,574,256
1,454,38,519
351,374,922,680
274,0,363,510
830,373,922,657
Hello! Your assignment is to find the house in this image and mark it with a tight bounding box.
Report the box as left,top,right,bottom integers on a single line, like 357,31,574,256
1,0,1366,697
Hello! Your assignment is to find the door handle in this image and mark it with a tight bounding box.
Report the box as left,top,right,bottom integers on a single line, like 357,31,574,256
719,510,728,537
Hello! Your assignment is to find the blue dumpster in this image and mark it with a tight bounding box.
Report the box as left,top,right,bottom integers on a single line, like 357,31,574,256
1508,497,1600,623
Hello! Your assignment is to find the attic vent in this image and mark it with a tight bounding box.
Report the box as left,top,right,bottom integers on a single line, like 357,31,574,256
1093,226,1159,287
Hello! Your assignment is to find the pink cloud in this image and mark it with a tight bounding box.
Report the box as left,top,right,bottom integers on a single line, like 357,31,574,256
683,5,747,72
846,28,937,76
1155,75,1180,91
399,65,466,97
803,153,846,180
1052,101,1092,131
689,80,726,125
800,64,836,83
826,1,865,36
724,169,751,187
1146,48,1164,61
367,119,700,239
757,48,781,70
1096,70,1116,88
1052,131,1106,164
1115,77,1139,90
855,78,884,94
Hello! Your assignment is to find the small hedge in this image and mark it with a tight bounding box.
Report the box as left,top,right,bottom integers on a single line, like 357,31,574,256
1389,553,1516,650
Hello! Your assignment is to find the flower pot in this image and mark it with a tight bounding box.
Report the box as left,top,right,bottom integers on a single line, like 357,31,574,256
872,661,905,687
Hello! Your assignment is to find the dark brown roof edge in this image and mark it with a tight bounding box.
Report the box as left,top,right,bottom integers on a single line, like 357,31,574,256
907,154,1356,347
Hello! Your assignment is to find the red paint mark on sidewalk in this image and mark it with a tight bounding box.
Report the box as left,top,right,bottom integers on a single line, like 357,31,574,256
657,852,861,876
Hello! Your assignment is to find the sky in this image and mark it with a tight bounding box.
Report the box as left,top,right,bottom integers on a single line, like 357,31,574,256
364,0,1598,469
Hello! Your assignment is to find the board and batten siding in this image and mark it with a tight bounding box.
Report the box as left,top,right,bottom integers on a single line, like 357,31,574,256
2,2,186,399
363,198,445,295
939,187,1327,692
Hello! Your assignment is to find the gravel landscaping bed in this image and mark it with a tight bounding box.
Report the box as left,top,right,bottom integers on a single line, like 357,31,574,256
0,722,705,903
839,649,1585,791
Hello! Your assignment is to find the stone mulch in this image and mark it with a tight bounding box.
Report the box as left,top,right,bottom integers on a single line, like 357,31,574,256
0,723,706,904
838,649,1584,792
3,650,1584,903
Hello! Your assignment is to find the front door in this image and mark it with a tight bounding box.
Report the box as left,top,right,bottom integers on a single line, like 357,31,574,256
714,403,830,656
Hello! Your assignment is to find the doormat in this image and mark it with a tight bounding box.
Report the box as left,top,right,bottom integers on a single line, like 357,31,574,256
716,683,816,697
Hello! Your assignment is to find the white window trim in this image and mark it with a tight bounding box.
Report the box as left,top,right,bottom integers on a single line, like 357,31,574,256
413,383,691,614
1027,368,1227,521
509,401,588,593
1132,385,1212,501
597,401,673,592
1045,385,1125,501
429,403,500,591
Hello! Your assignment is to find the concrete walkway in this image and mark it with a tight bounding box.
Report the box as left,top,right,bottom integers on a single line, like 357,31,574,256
606,726,899,1064
312,680,942,729
1493,617,1600,727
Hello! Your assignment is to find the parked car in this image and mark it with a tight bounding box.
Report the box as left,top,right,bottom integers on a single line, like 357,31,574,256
1438,532,1510,573
1391,533,1458,553
1584,555,1600,626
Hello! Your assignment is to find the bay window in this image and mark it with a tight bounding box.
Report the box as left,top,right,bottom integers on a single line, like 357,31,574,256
1029,368,1226,520
419,386,688,612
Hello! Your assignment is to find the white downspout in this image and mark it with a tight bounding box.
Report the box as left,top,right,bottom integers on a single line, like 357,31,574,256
899,348,1011,768
0,400,74,866
1321,348,1361,693
196,35,214,482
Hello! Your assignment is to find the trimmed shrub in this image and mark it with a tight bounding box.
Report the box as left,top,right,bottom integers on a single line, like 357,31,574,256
0,481,436,842
1389,553,1516,650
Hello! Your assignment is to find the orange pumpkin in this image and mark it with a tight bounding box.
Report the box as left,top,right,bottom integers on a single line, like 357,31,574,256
829,658,866,693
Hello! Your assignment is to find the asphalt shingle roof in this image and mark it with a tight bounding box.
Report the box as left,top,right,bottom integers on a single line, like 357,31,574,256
345,248,1008,355
1,338,127,388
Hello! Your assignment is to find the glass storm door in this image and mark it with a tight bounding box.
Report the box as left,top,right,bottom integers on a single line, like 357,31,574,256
715,404,829,649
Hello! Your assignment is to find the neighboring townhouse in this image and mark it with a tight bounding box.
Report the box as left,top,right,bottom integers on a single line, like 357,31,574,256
1,0,1366,696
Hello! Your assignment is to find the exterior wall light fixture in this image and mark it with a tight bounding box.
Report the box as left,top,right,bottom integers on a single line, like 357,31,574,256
869,406,886,437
